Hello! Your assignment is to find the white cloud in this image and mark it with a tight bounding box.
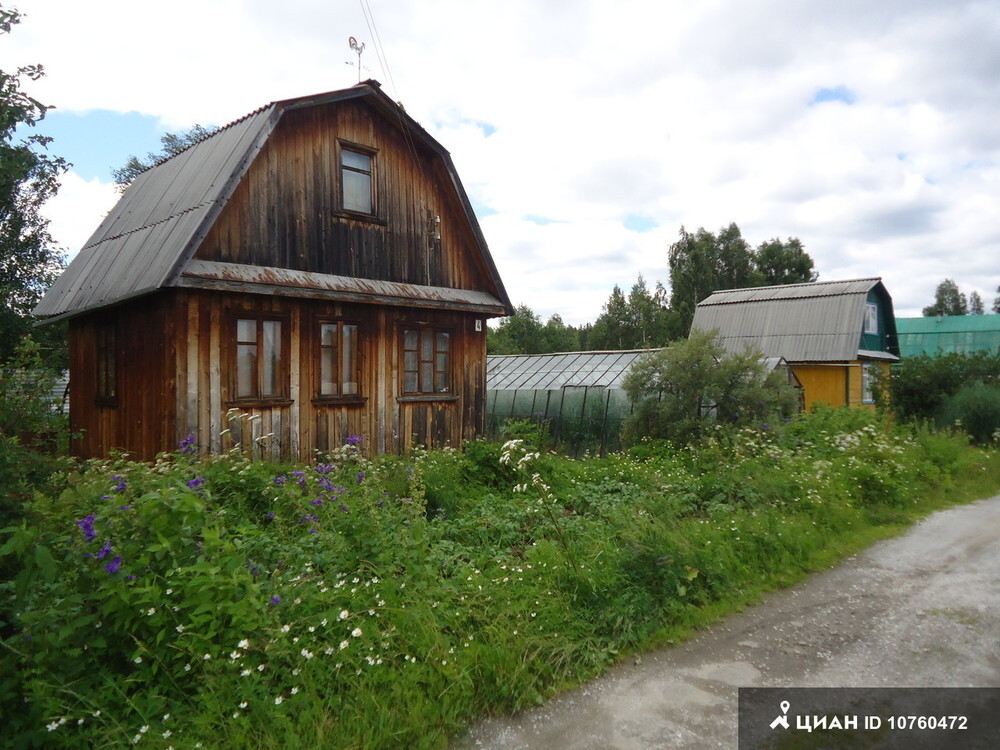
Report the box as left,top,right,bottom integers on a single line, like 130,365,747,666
43,172,119,261
5,0,999,323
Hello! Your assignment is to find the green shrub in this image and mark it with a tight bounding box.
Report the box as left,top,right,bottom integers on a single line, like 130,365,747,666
936,382,1000,444
622,330,800,447
880,350,1000,426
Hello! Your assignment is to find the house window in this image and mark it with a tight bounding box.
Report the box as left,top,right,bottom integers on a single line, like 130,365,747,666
95,321,118,407
234,316,287,401
864,303,878,334
318,320,360,398
341,146,374,214
862,363,876,404
402,327,450,394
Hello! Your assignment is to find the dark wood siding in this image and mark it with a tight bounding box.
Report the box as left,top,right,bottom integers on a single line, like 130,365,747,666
168,289,487,459
70,289,488,460
196,99,497,296
69,295,177,459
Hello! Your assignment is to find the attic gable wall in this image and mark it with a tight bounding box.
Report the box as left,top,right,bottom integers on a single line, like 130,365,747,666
195,99,496,295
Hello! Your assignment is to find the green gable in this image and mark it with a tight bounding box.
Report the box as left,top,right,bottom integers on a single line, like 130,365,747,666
895,315,1000,358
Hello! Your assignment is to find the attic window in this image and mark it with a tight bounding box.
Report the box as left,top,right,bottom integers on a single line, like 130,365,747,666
341,146,374,214
864,303,878,335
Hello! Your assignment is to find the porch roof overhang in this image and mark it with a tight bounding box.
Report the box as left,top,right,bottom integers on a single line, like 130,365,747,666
177,260,509,315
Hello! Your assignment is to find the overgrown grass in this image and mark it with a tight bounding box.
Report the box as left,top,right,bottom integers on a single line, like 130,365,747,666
2,409,999,749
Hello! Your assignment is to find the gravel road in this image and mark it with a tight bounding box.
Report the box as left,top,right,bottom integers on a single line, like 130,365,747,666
453,493,1000,749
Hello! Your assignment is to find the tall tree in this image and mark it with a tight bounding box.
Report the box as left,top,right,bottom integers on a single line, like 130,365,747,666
541,313,579,353
667,223,757,336
112,124,214,191
588,284,630,349
590,276,678,350
969,291,985,315
994,285,1000,315
0,6,67,363
487,304,546,354
753,237,818,285
922,279,968,316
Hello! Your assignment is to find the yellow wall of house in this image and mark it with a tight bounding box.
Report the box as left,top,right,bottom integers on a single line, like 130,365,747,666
791,364,849,411
790,361,887,412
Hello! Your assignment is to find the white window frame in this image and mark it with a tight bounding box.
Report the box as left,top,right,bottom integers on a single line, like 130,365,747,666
864,303,878,335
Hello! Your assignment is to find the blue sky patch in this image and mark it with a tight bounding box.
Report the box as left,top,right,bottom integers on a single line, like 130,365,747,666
25,110,205,182
525,214,561,225
810,86,856,106
475,120,497,137
624,214,657,233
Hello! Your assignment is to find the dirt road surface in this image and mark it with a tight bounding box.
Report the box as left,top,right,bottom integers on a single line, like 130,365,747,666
453,494,1000,749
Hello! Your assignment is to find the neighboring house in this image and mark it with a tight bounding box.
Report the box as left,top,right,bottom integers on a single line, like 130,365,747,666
690,278,900,411
895,315,1000,358
34,80,512,459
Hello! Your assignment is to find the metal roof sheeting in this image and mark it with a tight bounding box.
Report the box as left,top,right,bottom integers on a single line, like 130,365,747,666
35,80,511,320
486,350,659,390
35,109,276,319
691,278,898,362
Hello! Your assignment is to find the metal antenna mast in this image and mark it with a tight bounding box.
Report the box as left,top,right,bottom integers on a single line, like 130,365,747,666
348,36,366,82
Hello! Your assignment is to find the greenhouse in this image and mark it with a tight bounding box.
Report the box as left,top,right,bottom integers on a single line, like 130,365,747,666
486,350,803,454
485,349,658,454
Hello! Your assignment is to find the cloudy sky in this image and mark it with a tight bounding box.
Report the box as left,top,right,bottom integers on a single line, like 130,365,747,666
4,0,999,323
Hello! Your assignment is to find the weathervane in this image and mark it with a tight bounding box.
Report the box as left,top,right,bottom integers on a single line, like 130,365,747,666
347,36,366,83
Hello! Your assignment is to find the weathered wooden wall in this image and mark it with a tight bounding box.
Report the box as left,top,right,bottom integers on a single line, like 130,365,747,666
69,295,177,459
196,99,496,295
173,289,487,458
70,289,488,460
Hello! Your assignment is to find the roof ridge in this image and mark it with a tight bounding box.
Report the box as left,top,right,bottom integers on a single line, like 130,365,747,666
712,277,882,295
142,102,273,172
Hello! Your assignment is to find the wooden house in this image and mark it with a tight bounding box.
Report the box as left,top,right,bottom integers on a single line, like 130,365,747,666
34,80,513,459
690,278,899,410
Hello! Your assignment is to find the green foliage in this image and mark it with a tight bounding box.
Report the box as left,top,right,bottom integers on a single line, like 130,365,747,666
0,6,67,362
588,275,679,350
0,335,65,436
878,350,1000,427
1,413,997,748
488,304,588,354
667,224,816,336
936,382,1000,444
621,330,799,446
922,278,969,317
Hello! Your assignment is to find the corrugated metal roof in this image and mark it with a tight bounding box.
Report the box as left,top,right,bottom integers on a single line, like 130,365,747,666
486,349,659,390
896,315,1000,356
691,278,898,362
697,278,883,305
35,80,512,320
35,108,275,319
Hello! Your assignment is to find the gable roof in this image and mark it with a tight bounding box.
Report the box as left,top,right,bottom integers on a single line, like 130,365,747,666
691,278,900,362
896,315,1000,357
35,80,510,320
